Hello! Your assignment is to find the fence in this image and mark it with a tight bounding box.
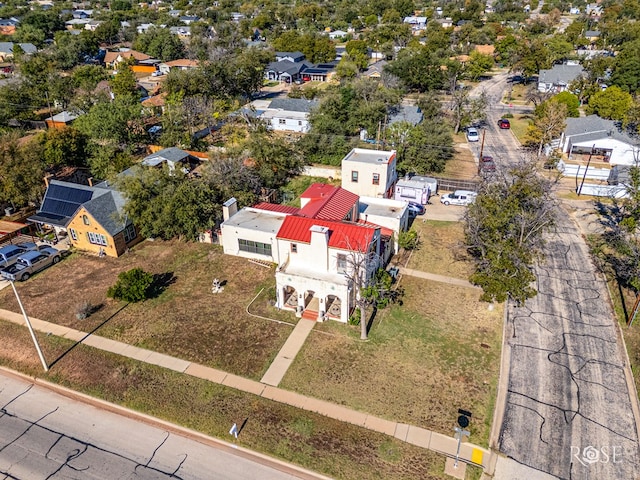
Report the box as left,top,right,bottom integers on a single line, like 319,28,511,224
431,177,480,193
577,183,628,198
557,163,611,182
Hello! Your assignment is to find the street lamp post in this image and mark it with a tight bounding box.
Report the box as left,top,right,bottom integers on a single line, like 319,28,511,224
6,277,48,372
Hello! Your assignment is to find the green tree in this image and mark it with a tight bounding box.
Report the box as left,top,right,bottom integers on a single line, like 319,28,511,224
117,167,221,241
390,119,454,174
244,133,303,189
384,46,444,92
41,127,88,168
107,268,154,303
133,27,185,62
611,39,640,93
0,133,46,208
464,160,557,304
552,91,580,117
587,86,633,121
74,97,144,147
464,52,494,81
110,64,138,99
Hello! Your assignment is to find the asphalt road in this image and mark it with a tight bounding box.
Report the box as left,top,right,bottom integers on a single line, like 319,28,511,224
471,74,640,479
0,371,322,480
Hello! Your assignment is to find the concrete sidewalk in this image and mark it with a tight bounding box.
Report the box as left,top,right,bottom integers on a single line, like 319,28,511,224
0,308,491,470
261,318,315,386
399,267,481,289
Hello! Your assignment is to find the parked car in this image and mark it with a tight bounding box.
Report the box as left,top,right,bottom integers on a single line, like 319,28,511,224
0,247,62,282
479,155,496,173
466,127,480,142
498,118,511,129
440,190,477,206
0,243,38,269
407,202,426,216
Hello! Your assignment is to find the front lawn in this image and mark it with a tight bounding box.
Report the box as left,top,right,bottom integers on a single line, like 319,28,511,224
280,276,502,447
0,241,293,380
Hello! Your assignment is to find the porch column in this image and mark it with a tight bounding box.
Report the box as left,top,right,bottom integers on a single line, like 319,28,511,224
318,297,325,322
296,292,304,317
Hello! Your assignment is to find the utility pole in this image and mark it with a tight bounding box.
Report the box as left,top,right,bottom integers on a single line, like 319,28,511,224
577,144,595,196
478,129,486,175
6,278,48,372
375,121,382,150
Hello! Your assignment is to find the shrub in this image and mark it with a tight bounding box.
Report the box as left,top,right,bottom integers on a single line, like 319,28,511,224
107,268,154,302
398,230,419,250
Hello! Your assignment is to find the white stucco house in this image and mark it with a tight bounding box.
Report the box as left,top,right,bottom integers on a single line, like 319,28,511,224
220,183,408,323
558,115,640,166
341,148,398,199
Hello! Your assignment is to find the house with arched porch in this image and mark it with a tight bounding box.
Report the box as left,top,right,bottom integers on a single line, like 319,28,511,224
220,182,408,323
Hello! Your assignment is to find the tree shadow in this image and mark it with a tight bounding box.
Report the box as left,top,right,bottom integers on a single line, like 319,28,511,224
48,303,129,369
148,272,176,299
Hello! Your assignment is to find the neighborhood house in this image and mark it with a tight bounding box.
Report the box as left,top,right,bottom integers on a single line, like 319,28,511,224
29,180,142,257
220,181,408,323
341,148,398,199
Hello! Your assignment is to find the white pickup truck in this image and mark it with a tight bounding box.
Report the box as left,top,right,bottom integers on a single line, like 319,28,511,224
0,247,61,281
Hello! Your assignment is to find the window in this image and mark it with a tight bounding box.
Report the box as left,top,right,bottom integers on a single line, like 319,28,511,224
278,119,286,125
298,121,302,126
372,173,380,185
291,243,297,253
123,224,136,243
351,171,358,183
238,239,272,256
87,232,108,246
69,228,77,241
337,253,347,270
82,215,90,225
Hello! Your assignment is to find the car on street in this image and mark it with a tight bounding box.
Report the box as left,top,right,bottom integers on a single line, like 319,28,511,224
0,247,62,281
407,202,425,216
466,127,480,142
440,190,477,206
479,155,496,174
498,118,511,129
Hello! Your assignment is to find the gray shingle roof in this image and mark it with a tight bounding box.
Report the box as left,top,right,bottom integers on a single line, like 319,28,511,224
82,189,130,236
275,51,305,62
268,98,318,113
539,64,584,85
565,115,638,145
142,147,190,166
388,105,423,126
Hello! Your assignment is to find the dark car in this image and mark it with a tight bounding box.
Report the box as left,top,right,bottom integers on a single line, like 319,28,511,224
498,118,511,129
479,155,496,174
407,202,426,216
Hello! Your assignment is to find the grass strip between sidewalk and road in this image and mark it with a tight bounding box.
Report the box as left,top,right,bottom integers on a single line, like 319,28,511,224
0,319,485,480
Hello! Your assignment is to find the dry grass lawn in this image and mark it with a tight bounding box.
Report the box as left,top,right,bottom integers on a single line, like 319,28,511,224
0,320,454,480
405,220,474,279
442,142,480,180
0,240,293,379
280,276,502,446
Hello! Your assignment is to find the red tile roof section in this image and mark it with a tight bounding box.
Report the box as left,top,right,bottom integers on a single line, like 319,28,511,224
277,216,377,251
253,202,300,215
299,183,358,220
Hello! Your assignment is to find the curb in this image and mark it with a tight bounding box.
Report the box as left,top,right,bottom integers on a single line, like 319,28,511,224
0,366,334,480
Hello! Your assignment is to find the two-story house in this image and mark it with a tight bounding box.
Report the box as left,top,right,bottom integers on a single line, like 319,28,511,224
220,182,406,322
341,148,398,199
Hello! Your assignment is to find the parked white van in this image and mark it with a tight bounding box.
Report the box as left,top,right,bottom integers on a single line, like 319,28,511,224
440,190,477,206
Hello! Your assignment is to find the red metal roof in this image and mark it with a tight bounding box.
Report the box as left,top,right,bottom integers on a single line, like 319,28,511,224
253,202,300,215
299,183,358,220
277,216,377,251
355,219,394,237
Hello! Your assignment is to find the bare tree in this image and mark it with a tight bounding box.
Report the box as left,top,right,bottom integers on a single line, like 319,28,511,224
527,100,567,158
449,89,488,134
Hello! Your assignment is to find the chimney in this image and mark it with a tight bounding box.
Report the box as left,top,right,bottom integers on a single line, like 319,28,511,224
309,225,329,270
88,177,93,187
222,197,238,221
